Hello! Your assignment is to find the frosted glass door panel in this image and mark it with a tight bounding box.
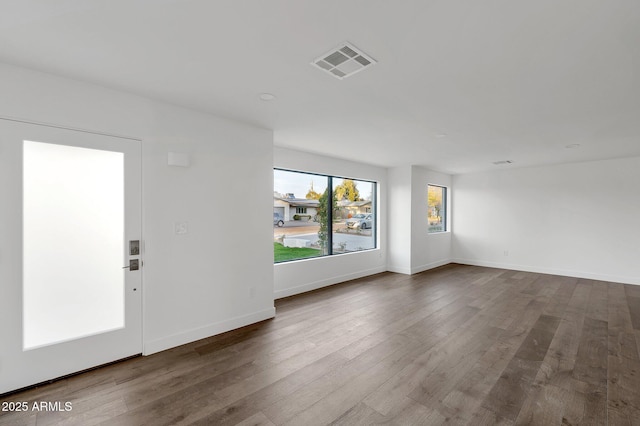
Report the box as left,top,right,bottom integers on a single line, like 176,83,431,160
23,141,125,350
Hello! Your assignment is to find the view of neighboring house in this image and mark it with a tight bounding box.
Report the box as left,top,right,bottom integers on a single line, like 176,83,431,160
336,200,372,220
274,193,319,221
274,192,372,222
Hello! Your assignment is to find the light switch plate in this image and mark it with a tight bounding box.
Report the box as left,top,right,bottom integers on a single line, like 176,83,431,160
175,222,188,235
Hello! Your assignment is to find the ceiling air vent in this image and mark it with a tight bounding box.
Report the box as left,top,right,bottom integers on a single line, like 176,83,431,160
492,160,514,165
312,42,377,80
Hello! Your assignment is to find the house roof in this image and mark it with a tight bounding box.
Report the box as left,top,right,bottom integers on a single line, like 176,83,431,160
337,200,371,208
275,197,319,208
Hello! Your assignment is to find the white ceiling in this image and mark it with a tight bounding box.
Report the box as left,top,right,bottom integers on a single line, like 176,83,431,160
1,0,639,174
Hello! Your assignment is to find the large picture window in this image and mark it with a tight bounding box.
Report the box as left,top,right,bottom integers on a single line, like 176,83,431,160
274,169,377,263
428,184,447,233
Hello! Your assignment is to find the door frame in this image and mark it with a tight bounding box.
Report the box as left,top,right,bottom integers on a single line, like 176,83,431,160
0,116,144,395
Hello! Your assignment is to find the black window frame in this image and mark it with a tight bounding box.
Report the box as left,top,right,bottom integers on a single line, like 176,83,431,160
274,168,377,262
427,184,447,233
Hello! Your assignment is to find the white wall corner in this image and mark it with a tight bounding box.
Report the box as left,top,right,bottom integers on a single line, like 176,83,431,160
386,265,412,275
410,259,452,275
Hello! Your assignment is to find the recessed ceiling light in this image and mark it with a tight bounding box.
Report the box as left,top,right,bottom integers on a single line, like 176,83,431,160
259,93,276,101
435,133,448,138
565,143,581,149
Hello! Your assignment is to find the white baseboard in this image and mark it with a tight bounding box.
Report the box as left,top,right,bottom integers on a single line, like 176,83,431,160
386,265,412,275
387,259,451,275
143,307,276,355
274,266,386,299
411,259,452,275
453,258,640,286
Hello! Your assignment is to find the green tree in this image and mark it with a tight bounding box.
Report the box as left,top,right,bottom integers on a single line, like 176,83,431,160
316,188,336,254
334,179,361,201
428,186,443,220
305,181,321,200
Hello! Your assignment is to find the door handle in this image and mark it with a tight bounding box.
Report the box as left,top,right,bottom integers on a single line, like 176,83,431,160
123,259,140,271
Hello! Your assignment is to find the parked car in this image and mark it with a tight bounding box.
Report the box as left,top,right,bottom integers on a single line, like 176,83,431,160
346,213,372,229
273,212,284,227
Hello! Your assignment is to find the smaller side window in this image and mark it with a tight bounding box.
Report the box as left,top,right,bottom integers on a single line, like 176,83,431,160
428,184,447,233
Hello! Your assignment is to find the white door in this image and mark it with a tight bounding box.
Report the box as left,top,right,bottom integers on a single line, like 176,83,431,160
0,119,142,394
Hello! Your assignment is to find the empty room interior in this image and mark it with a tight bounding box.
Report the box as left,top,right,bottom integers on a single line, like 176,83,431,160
1,1,639,425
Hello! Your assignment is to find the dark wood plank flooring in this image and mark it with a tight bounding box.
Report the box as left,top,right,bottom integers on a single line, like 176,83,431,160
2,264,640,425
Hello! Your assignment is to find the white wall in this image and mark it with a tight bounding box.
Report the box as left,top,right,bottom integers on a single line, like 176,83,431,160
142,105,275,353
273,147,387,298
0,62,275,355
387,165,453,274
453,157,640,285
387,166,413,274
411,166,452,274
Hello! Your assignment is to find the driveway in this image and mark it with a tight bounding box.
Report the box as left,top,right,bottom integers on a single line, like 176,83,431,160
274,222,374,252
274,221,319,236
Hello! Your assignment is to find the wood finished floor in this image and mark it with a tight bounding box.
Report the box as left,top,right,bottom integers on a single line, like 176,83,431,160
2,264,640,425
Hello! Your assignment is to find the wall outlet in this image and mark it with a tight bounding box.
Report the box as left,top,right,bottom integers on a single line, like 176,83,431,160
504,250,509,257
249,287,256,298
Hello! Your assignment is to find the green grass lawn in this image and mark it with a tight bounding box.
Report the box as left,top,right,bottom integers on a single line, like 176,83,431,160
274,242,322,263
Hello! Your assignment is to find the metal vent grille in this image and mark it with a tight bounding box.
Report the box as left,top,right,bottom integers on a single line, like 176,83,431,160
325,51,348,66
354,55,371,66
492,160,514,165
340,46,358,57
312,42,377,80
